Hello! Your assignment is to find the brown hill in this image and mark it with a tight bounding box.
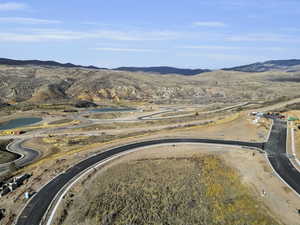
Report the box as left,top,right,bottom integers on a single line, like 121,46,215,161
0,65,300,105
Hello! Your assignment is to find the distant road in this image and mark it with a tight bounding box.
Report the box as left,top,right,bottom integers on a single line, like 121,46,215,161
138,102,249,120
0,102,250,171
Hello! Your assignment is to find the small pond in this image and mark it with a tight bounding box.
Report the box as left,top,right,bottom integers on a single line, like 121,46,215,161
0,117,43,130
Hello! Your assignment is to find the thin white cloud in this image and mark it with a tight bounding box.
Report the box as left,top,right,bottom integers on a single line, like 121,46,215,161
0,29,182,42
226,33,294,42
101,30,180,41
281,27,300,32
204,53,271,64
92,47,158,52
193,21,226,27
0,32,73,42
0,17,61,24
178,52,270,64
81,22,98,25
180,45,286,51
181,45,242,50
0,2,28,11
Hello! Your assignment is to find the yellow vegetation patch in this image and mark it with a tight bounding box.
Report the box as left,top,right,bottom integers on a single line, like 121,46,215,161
0,120,80,136
56,154,280,225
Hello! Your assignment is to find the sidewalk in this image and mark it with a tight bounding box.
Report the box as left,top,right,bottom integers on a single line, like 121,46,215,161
286,122,300,171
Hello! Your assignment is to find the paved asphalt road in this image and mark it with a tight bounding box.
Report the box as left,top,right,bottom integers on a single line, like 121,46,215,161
15,138,263,225
265,118,300,195
14,119,300,225
0,140,39,172
138,102,249,120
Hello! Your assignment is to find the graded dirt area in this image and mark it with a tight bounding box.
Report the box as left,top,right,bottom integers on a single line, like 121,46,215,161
53,145,300,225
144,112,270,143
0,108,292,225
21,112,267,164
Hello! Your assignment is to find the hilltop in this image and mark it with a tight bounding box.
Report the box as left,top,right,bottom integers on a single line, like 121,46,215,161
223,59,300,72
114,66,210,75
0,58,210,76
0,64,300,106
0,58,102,70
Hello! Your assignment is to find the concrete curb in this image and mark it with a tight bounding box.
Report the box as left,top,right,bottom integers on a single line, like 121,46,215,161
0,140,25,169
290,126,300,166
41,142,263,225
265,153,300,199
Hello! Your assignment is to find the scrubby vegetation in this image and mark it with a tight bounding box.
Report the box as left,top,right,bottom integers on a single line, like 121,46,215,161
0,140,16,164
2,64,300,105
58,154,280,225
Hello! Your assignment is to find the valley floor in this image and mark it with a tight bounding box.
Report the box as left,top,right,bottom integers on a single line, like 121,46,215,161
0,102,300,225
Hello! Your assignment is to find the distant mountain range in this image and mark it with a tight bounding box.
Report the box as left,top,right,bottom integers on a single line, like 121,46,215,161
0,58,102,70
1,57,300,106
0,58,210,76
223,59,300,73
1,58,300,75
114,66,211,75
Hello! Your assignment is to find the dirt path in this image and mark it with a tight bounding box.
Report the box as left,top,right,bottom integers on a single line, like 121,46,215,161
256,97,300,112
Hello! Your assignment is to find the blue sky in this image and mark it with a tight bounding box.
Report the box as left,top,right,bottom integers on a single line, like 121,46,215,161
0,0,300,68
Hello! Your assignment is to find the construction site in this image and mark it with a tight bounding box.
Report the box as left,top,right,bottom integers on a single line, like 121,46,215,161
0,98,298,225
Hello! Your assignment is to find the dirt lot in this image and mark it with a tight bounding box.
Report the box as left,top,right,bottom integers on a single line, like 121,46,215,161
54,145,300,225
147,112,270,143
87,111,134,119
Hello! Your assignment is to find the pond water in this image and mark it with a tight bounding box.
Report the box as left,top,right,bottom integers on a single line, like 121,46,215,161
0,117,42,130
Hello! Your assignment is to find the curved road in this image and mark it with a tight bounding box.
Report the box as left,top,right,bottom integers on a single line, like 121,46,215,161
0,102,251,172
0,140,39,172
265,118,300,195
11,119,300,225
15,138,263,225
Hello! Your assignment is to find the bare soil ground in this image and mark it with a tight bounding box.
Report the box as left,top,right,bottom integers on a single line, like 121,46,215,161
257,97,300,113
53,145,300,225
87,111,134,119
22,112,267,162
0,108,288,224
150,112,270,142
47,118,73,125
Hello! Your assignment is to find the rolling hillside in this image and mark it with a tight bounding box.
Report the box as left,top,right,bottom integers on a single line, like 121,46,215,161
1,58,300,106
223,59,300,72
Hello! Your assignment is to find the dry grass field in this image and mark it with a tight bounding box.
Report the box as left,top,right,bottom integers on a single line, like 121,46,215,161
0,151,16,164
0,140,16,164
57,154,280,225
